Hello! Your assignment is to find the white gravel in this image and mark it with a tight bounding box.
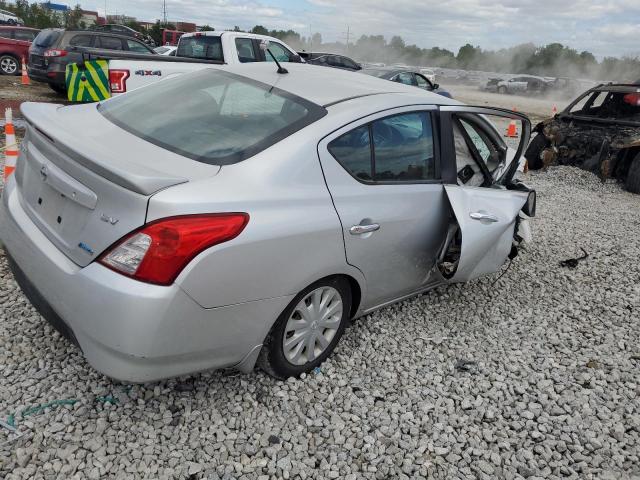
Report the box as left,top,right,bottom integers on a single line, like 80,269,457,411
1,166,639,480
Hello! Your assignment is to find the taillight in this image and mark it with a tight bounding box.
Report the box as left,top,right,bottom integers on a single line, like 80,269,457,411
108,69,130,93
43,49,67,57
623,93,640,106
98,214,249,285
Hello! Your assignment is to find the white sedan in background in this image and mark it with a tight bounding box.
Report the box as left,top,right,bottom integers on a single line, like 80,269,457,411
153,45,177,56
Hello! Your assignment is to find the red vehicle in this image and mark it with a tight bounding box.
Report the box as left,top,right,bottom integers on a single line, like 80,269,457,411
0,26,38,75
161,29,185,46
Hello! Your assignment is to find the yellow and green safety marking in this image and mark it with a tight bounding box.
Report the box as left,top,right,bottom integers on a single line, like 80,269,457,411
65,60,111,102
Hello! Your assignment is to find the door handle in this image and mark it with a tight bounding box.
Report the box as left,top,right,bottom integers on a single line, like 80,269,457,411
350,223,380,235
470,212,499,223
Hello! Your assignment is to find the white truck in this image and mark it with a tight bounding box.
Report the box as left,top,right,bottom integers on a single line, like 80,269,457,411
69,31,302,96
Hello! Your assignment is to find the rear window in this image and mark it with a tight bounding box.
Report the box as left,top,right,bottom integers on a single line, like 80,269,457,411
98,69,327,165
34,29,61,47
177,36,223,61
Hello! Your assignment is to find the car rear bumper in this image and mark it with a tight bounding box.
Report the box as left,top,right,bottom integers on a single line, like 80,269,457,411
27,65,64,86
0,178,292,382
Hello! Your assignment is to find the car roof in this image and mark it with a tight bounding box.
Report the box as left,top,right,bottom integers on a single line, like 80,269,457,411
222,63,456,107
181,30,288,42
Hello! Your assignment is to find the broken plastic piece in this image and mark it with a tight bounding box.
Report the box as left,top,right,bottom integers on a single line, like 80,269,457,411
559,248,589,268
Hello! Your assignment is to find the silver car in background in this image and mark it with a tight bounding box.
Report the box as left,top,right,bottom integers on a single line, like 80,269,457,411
0,63,535,382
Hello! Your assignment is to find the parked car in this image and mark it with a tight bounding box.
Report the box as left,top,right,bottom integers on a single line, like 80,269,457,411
0,8,23,25
101,31,302,95
496,75,548,95
28,29,155,93
419,68,436,83
153,45,177,56
360,66,452,98
1,63,535,382
0,26,39,75
525,82,640,193
298,51,361,71
90,23,155,46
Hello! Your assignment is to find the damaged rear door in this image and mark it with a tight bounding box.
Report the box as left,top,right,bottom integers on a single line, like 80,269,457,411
437,106,533,282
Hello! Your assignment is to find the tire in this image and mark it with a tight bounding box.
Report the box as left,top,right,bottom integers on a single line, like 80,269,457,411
0,54,19,76
525,133,549,170
625,153,640,194
498,86,507,94
48,83,66,94
258,276,352,379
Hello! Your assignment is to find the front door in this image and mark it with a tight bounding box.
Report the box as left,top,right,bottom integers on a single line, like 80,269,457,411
318,107,449,309
438,106,533,282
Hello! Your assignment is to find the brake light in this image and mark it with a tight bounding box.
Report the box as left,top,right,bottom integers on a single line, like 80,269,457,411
98,214,249,285
109,69,129,93
44,49,67,57
623,93,640,106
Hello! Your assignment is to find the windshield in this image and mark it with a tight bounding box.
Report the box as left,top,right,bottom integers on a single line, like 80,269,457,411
568,89,640,122
177,36,223,61
34,29,61,48
98,69,327,165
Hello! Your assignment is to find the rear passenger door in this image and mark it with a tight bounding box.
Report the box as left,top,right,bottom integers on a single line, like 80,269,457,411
318,107,449,309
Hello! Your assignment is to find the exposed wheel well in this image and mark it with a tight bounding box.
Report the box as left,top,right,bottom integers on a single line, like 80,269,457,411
341,275,362,319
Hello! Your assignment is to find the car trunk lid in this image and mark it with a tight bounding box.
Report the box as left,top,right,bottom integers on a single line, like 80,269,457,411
16,102,220,267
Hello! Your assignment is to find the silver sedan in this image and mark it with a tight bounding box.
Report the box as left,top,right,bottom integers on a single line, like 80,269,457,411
0,63,535,382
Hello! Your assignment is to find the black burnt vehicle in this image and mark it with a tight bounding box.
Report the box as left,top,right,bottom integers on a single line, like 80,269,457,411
525,83,640,193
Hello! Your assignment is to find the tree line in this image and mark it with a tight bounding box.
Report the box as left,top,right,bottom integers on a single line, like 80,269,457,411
2,0,639,81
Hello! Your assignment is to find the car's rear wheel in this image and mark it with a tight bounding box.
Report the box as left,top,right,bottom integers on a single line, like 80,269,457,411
258,277,352,379
625,153,640,194
48,83,66,94
0,55,19,75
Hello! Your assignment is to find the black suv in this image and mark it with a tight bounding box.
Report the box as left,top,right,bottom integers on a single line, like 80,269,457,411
298,52,361,71
28,29,155,93
90,24,155,46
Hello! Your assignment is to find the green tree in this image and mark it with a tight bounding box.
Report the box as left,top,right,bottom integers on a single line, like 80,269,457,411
199,24,214,31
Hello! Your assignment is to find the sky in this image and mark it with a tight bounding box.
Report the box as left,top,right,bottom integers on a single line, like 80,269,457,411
80,0,640,58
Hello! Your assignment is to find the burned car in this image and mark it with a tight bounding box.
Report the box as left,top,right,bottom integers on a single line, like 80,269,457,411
525,83,640,193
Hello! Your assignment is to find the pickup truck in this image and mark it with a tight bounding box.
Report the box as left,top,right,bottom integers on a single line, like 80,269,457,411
70,30,302,96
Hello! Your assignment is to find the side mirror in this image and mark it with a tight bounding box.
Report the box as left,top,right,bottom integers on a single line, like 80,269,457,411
522,190,536,217
291,54,302,63
432,83,440,90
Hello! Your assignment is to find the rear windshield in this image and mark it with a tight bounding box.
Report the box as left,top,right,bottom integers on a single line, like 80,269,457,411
34,29,61,47
98,69,327,165
177,36,223,61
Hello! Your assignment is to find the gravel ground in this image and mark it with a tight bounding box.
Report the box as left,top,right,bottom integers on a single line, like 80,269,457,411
1,168,640,479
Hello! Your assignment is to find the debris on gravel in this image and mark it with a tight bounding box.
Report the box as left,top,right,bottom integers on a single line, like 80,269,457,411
1,166,639,480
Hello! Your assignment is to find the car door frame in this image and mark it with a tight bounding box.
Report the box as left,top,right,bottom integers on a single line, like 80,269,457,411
317,104,449,311
437,105,533,283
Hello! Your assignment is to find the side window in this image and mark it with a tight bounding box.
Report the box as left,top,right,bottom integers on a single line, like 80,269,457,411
126,39,151,53
394,72,414,86
0,28,11,39
235,38,258,63
97,36,124,50
265,42,292,62
415,74,430,89
15,30,37,41
68,34,94,47
342,57,358,70
328,125,372,181
452,115,504,187
328,112,437,183
372,113,435,181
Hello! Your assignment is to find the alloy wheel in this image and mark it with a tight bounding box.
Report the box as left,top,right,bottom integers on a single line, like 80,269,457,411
282,286,343,366
0,57,18,75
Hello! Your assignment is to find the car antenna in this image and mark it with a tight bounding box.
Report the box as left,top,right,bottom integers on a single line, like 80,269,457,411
260,40,288,74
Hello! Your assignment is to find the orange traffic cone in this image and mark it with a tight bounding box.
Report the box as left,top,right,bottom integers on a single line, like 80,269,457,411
4,108,18,180
505,119,518,138
552,104,558,116
21,56,29,85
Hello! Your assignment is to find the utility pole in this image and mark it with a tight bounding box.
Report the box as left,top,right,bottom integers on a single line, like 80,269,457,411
341,25,351,54
162,0,167,25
